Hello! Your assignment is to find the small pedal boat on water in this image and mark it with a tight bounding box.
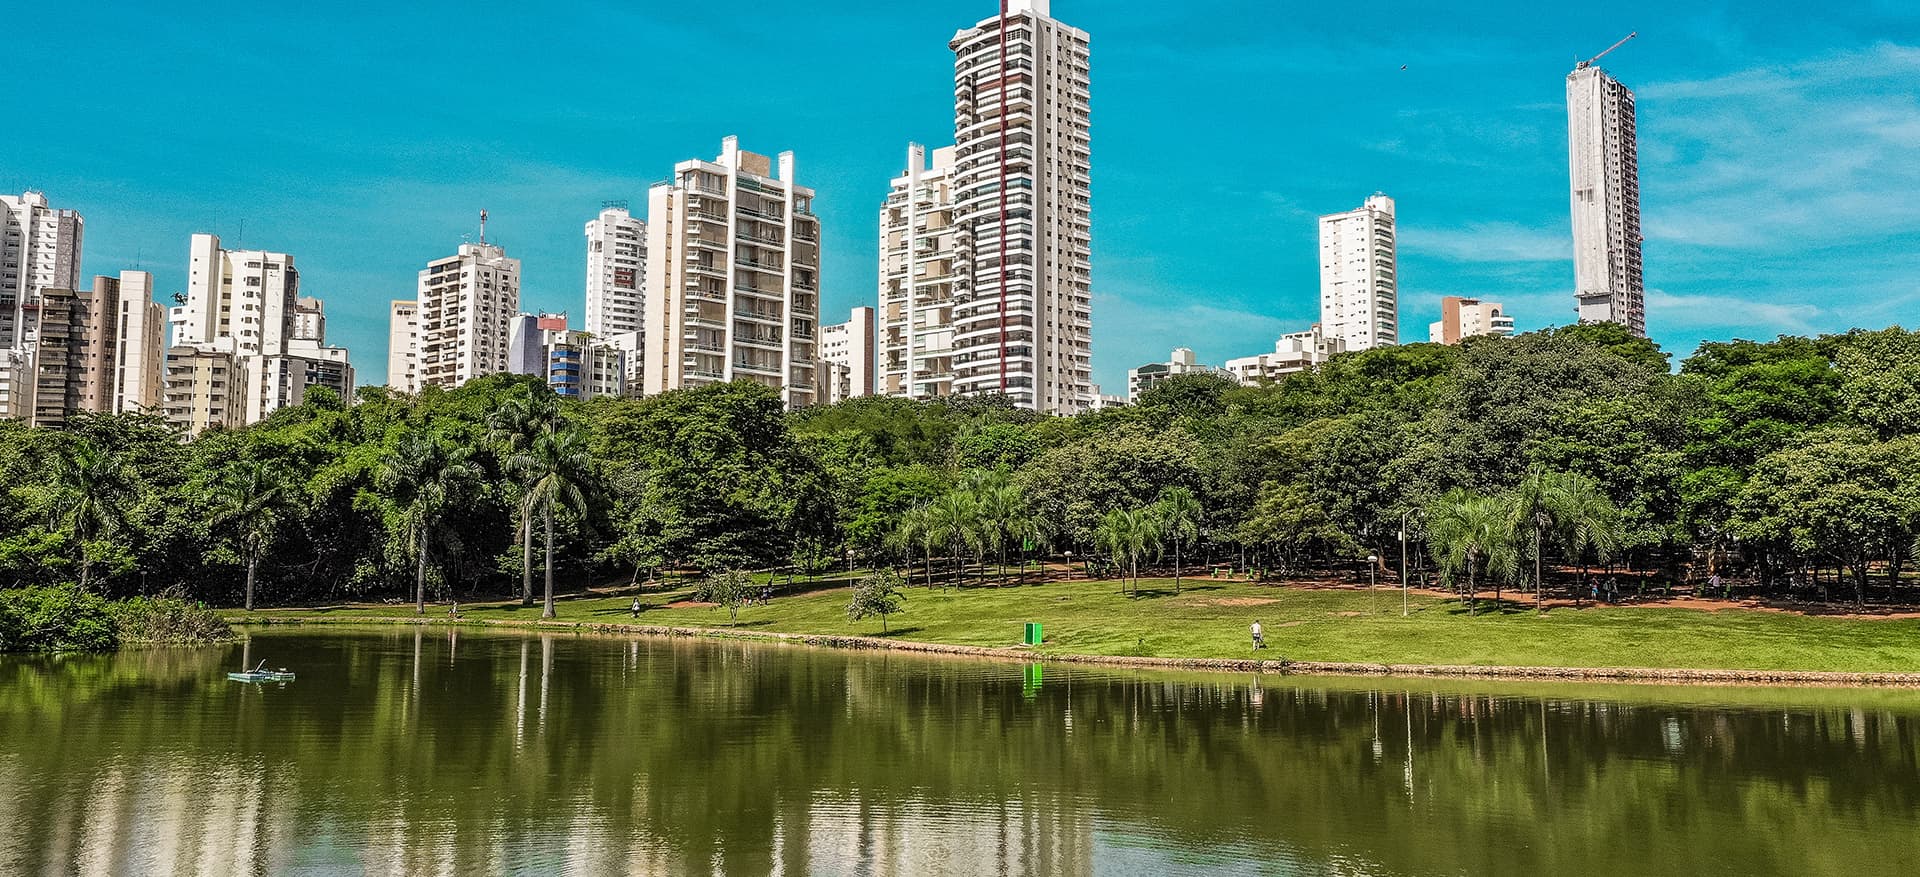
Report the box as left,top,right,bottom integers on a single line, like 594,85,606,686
228,660,295,683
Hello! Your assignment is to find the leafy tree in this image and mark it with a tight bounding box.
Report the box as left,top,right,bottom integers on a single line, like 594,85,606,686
846,568,906,633
512,427,595,619
1234,481,1356,577
1426,489,1521,614
1154,487,1203,593
694,569,755,625
1095,508,1160,597
378,431,482,615
45,437,135,591
211,460,296,611
489,386,562,605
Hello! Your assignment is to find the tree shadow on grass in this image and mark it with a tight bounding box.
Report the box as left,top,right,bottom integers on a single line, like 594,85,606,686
715,619,776,628
1438,598,1537,618
866,626,925,638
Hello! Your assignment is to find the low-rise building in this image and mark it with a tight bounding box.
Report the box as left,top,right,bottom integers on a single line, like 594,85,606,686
1428,296,1515,344
1224,324,1346,385
1125,347,1231,402
162,343,247,435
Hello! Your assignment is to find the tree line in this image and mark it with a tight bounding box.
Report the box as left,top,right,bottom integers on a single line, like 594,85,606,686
4,322,1920,610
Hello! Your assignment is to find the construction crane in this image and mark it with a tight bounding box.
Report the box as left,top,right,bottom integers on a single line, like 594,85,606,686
1577,32,1638,69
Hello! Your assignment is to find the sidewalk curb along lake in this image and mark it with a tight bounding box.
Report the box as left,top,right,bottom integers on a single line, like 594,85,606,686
228,615,1920,689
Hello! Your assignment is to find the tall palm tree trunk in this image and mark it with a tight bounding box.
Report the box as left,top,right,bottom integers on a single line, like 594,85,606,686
521,507,535,606
245,552,259,612
542,505,557,619
1173,542,1183,595
415,529,429,616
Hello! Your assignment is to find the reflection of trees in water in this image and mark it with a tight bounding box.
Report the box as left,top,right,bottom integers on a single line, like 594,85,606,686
3,633,1920,875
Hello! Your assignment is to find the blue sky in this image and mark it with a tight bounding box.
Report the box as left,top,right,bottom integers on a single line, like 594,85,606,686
3,1,1916,389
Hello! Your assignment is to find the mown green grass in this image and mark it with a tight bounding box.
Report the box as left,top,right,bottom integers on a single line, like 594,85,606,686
236,575,1920,674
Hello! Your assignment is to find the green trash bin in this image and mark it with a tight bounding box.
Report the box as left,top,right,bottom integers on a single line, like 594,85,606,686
1024,622,1044,646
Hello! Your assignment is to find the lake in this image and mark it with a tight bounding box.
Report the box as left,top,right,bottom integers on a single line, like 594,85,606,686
3,626,1917,875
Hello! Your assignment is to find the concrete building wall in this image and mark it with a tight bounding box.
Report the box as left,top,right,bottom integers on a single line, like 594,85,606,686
819,305,876,402
113,271,164,414
387,300,419,393
1225,324,1345,385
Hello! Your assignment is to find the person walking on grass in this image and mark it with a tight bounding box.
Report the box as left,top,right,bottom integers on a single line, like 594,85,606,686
1251,620,1265,651
630,597,640,619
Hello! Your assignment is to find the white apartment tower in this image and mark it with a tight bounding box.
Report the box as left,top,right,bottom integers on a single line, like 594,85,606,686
947,0,1093,415
0,192,84,421
413,239,521,390
585,204,646,337
1318,194,1398,352
878,144,961,399
387,300,420,392
1567,64,1647,337
169,234,302,423
112,270,166,414
819,306,876,403
642,137,822,408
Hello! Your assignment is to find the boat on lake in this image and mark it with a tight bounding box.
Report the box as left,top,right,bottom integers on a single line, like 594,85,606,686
227,660,295,683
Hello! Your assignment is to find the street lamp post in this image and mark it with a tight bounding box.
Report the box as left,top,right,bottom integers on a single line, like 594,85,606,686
1367,555,1379,590
1399,508,1423,617
846,548,856,590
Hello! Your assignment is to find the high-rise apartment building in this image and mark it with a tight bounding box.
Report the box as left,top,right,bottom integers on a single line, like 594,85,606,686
1428,296,1515,345
878,144,961,400
1567,64,1647,337
819,306,876,404
0,192,85,422
168,234,351,422
641,137,821,407
946,0,1093,414
27,272,165,427
112,271,166,415
170,234,297,423
387,300,419,393
585,205,646,337
412,240,521,390
162,343,245,435
1318,194,1398,352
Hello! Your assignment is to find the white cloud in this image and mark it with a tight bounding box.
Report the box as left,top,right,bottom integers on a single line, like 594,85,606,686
1644,290,1823,335
1399,222,1571,263
1637,42,1920,250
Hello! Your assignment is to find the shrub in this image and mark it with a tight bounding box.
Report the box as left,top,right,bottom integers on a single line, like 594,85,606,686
110,597,235,645
0,586,119,653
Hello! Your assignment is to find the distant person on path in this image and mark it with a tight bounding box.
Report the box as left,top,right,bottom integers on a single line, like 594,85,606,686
1251,620,1265,651
630,597,641,618
448,600,459,618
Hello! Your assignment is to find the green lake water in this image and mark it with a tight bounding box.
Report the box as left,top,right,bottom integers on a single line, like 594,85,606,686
3,626,1917,875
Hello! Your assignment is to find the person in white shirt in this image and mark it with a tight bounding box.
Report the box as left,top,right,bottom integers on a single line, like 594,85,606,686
1251,620,1265,650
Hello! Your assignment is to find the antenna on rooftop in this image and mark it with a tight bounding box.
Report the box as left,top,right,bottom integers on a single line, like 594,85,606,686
479,209,489,245
1577,32,1637,70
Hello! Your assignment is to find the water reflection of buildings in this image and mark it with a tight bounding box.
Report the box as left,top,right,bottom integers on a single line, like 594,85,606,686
784,793,1095,877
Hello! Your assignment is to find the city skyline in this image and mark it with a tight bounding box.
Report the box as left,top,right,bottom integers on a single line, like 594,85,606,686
3,2,1915,393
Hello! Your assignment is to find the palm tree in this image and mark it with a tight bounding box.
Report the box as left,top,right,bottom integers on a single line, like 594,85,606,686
1555,475,1625,604
511,427,595,619
1426,489,1521,615
1156,487,1203,594
379,431,482,615
1096,508,1161,597
47,437,134,591
1007,505,1054,585
926,490,979,587
212,461,295,611
976,483,1022,585
488,388,561,606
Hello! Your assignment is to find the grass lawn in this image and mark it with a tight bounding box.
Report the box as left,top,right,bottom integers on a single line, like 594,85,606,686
232,573,1920,675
